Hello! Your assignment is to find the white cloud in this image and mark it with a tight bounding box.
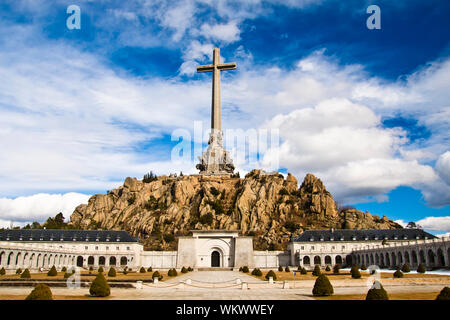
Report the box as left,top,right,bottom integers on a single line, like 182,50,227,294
198,21,241,43
0,193,91,225
415,216,450,232
436,151,450,185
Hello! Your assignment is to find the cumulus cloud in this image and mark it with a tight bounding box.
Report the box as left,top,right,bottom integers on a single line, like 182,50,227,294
436,151,450,185
0,193,91,226
198,21,241,43
415,216,450,232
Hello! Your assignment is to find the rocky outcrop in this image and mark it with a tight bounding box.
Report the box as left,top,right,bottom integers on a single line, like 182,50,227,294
70,170,402,250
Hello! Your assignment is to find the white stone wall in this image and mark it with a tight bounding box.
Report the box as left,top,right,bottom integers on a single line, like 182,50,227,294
140,251,177,269
253,251,290,268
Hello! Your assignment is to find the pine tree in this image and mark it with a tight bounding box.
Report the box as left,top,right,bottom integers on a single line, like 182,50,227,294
265,270,277,281
25,284,53,300
312,274,334,296
20,268,31,279
351,265,361,279
47,265,57,276
366,281,389,300
108,268,116,277
312,265,321,276
89,272,111,297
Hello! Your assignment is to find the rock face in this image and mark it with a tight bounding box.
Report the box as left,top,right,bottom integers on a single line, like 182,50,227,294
70,170,402,250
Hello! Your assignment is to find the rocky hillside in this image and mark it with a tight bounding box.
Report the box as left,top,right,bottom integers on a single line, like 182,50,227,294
70,170,401,250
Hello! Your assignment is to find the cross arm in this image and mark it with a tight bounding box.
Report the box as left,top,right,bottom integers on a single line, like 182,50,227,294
217,62,237,71
197,64,214,73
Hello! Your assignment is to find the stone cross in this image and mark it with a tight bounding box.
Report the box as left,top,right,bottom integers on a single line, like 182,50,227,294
197,48,236,131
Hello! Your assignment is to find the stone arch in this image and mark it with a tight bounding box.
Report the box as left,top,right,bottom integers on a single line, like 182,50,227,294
380,254,385,267
30,253,35,267
437,248,445,267
303,256,310,265
325,255,332,265
99,256,106,266
345,255,353,266
23,253,28,267
365,254,369,265
109,256,117,266
419,250,425,264
412,251,417,264
211,250,221,267
0,251,5,266
375,253,380,265
397,252,403,265
356,255,360,264
76,256,83,267
7,252,14,266
48,254,52,267
314,256,321,265
87,256,94,265
385,253,390,266
36,254,41,268
428,249,435,266
404,251,410,264
120,256,127,266
335,255,343,265
15,252,22,267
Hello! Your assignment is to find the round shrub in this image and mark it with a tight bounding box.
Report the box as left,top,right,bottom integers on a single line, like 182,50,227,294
61,266,67,272
63,272,72,279
89,272,110,297
333,264,340,274
312,265,321,276
25,284,53,300
401,264,410,273
436,287,450,300
366,281,389,300
139,267,146,273
20,269,31,279
47,265,57,277
242,266,249,273
188,267,193,272
181,267,188,273
98,266,104,273
351,265,361,279
239,267,243,272
108,268,116,277
168,268,178,277
278,266,283,272
251,268,263,276
360,264,367,271
325,265,331,272
0,267,5,275
417,264,426,273
147,267,152,272
312,274,334,296
285,266,290,272
122,268,128,275
152,271,163,280
265,270,277,281
16,268,22,274
393,269,404,278
300,267,307,275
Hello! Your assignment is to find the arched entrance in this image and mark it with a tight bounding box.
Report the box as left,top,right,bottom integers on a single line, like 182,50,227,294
211,251,220,267
76,256,83,267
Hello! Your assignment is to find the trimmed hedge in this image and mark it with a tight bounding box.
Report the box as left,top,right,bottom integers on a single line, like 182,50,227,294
278,266,283,272
152,271,163,280
312,265,321,276
147,267,153,272
181,267,188,273
242,266,249,273
25,284,53,300
98,267,104,273
300,267,307,275
401,264,410,273
265,270,277,281
436,287,450,300
140,267,146,273
333,264,340,274
360,264,367,270
393,269,404,278
0,267,5,275
312,274,334,296
351,265,361,279
325,265,331,272
188,267,193,272
20,269,31,279
108,268,117,277
168,268,178,277
417,264,426,273
251,268,263,276
285,266,290,272
47,265,57,277
63,272,72,279
16,268,22,275
366,281,389,300
89,272,110,297
61,266,67,272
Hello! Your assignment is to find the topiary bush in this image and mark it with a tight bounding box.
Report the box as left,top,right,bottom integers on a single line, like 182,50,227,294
47,265,57,277
147,267,153,272
0,267,5,275
278,266,283,272
239,267,243,272
312,265,321,276
265,270,277,281
242,266,249,273
417,264,426,273
300,267,307,275
285,266,290,272
401,264,410,273
108,268,116,277
188,267,193,272
181,267,188,273
333,264,340,274
89,272,110,297
20,269,31,279
61,266,67,272
325,265,331,272
251,268,263,276
89,266,93,274
152,271,163,281
25,284,53,300
63,272,72,279
312,274,334,296
98,266,104,273
351,265,361,279
168,268,178,277
139,267,146,273
436,287,450,300
366,281,389,300
393,269,404,278
16,268,22,275
360,264,367,270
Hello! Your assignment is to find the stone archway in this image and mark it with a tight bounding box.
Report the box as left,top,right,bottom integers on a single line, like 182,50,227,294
76,256,83,267
428,249,435,266
109,256,116,266
335,255,342,265
325,255,332,265
314,256,321,265
211,250,220,267
303,256,310,265
437,248,445,267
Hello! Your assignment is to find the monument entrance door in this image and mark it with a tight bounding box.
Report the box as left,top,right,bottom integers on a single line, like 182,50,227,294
211,251,220,267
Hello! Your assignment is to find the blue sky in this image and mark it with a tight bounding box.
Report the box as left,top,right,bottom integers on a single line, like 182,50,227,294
0,0,449,235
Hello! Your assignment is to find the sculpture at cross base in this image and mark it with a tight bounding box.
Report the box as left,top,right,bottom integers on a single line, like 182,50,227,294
196,48,236,175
